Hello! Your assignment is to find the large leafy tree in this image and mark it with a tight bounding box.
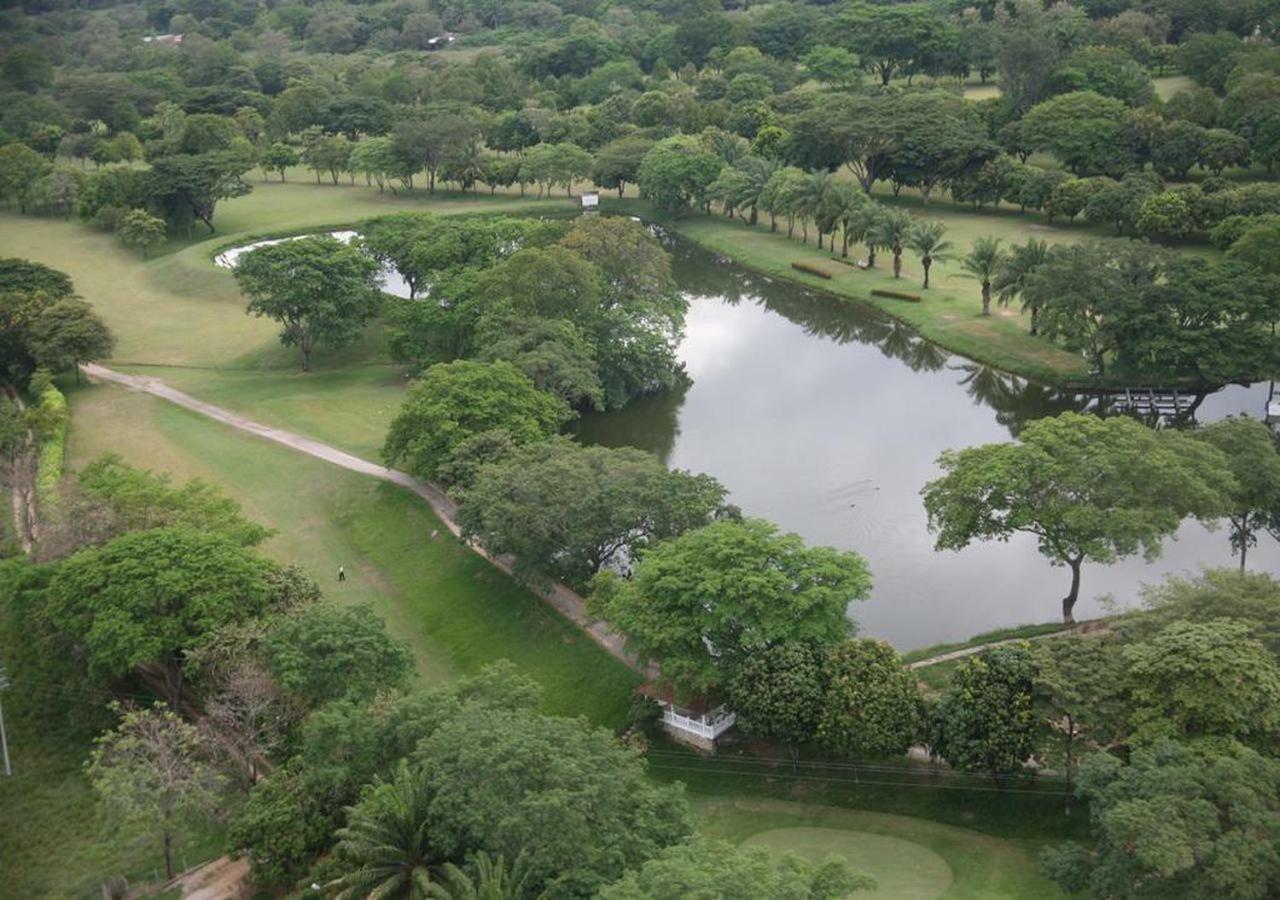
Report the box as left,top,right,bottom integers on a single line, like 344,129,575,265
816,639,923,769
1193,417,1280,571
88,704,224,880
1124,619,1280,750
1042,740,1280,899
26,298,114,382
558,215,686,407
1031,636,1128,793
930,645,1038,779
417,705,690,897
596,517,870,695
145,147,254,232
45,526,275,703
637,135,724,212
457,437,726,588
234,234,381,371
923,412,1234,622
1018,91,1132,176
265,602,414,708
383,360,569,481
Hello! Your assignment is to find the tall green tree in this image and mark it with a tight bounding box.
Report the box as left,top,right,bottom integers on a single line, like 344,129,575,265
725,642,824,763
265,602,413,708
923,412,1234,622
88,704,224,880
46,527,274,703
383,360,569,481
637,135,724,213
234,235,381,371
27,298,114,382
992,237,1049,333
1042,740,1280,899
417,705,690,897
905,220,953,290
930,645,1038,780
1194,417,1280,571
1124,619,1280,750
817,639,922,772
457,437,726,588
595,518,870,695
599,838,874,899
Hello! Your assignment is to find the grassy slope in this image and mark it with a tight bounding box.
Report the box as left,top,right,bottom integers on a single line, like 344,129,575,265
66,383,639,724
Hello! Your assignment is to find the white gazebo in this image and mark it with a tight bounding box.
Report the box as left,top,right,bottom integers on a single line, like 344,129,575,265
641,686,736,752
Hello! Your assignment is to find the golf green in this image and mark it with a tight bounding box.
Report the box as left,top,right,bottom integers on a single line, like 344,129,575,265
742,827,954,899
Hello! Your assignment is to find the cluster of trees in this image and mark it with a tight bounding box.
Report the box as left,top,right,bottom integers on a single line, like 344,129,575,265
1,452,875,896
0,258,115,390
925,412,1280,623
5,0,1280,244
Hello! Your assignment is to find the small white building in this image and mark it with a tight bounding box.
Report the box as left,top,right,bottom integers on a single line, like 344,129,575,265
641,686,735,752
142,33,183,45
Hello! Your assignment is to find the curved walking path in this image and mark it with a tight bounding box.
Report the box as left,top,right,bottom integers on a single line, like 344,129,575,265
81,363,644,673
906,622,1105,670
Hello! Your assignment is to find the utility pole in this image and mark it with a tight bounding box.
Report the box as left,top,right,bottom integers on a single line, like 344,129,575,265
0,665,11,777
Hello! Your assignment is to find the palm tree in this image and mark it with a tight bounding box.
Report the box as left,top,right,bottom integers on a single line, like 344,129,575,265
993,237,1050,334
434,852,535,900
735,155,778,226
852,203,885,267
906,220,954,289
826,183,866,258
869,208,915,278
327,761,439,900
960,235,1005,315
794,170,833,245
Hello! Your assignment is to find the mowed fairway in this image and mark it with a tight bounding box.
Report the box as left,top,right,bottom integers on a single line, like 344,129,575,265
694,797,1061,899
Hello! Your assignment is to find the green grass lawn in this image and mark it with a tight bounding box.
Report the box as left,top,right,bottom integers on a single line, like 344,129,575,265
694,797,1065,899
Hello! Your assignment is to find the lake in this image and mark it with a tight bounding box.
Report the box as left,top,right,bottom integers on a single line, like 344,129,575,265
577,238,1279,650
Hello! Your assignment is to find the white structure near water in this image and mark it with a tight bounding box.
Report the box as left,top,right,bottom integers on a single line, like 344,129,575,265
649,695,735,752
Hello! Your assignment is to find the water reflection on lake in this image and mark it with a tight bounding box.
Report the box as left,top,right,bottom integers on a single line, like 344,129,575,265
576,240,1279,650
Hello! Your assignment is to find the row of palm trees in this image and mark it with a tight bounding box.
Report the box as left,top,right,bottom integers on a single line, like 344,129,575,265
704,155,1052,324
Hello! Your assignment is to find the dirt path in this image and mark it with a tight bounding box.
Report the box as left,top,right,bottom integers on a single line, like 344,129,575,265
81,363,643,672
153,854,250,900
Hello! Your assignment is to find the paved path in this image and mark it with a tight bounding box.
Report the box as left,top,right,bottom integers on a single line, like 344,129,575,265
81,364,643,672
907,623,1103,670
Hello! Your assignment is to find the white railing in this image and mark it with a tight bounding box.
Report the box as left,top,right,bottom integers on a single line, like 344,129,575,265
662,706,736,740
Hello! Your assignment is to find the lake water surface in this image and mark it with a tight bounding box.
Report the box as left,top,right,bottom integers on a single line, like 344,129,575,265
219,231,1278,651
577,239,1279,650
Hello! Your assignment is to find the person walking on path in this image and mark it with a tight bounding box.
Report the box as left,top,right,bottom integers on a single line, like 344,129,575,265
338,565,346,582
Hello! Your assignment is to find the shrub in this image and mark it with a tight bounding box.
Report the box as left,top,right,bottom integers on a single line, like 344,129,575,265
33,383,67,517
791,260,831,279
871,288,922,302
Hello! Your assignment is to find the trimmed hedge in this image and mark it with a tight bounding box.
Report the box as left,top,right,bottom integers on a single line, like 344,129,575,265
871,288,922,302
791,260,832,279
34,385,67,517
